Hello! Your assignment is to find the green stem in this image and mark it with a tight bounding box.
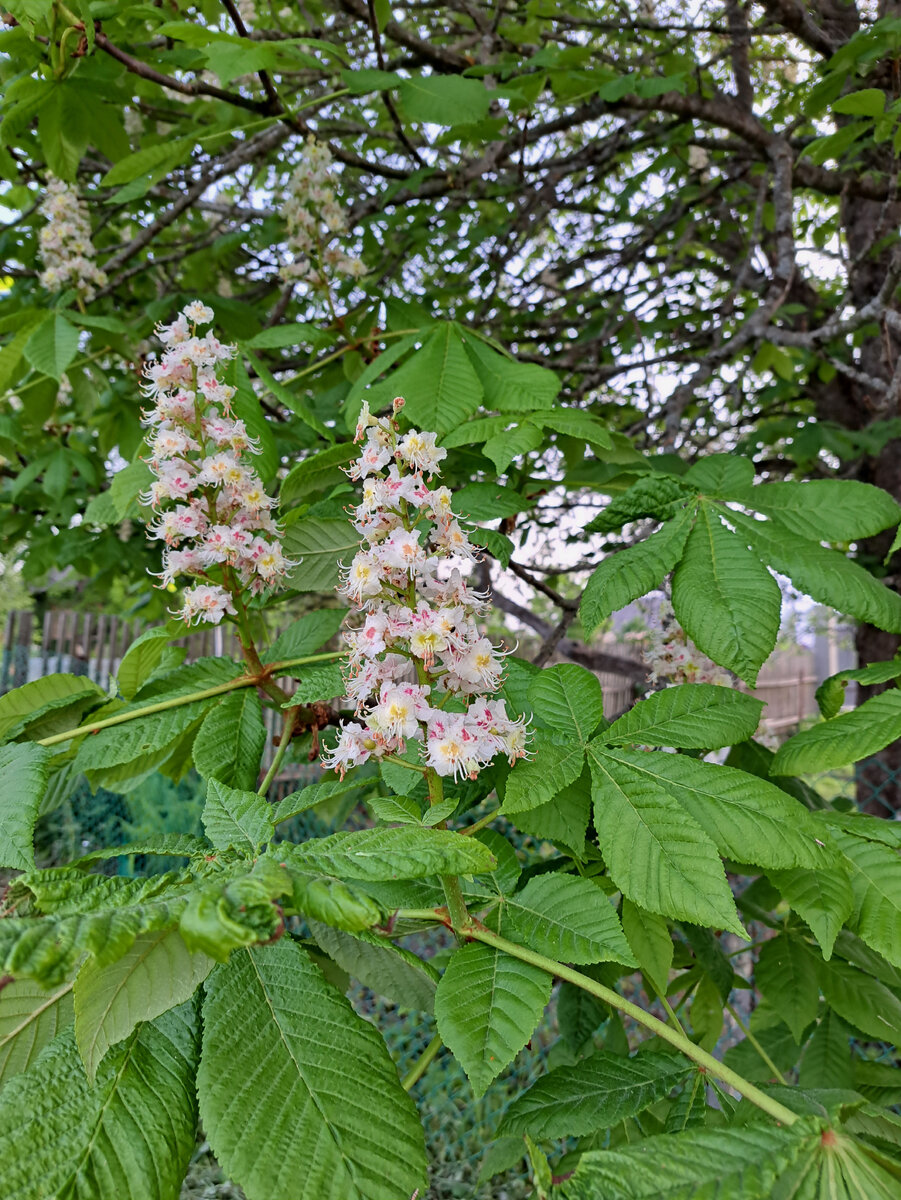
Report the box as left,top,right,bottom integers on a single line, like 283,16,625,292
659,993,689,1037
382,753,429,774
461,924,798,1127
458,808,499,837
35,653,344,748
425,767,470,933
401,1033,443,1091
725,1001,789,1085
258,709,297,796
37,676,257,747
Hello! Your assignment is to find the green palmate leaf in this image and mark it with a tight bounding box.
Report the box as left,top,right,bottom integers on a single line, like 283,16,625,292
365,323,484,434
198,941,427,1200
0,742,50,870
732,510,901,634
747,479,901,542
0,1003,199,1200
800,1011,853,1090
534,407,612,447
603,683,763,749
580,507,694,633
815,659,901,720
499,873,636,965
290,660,345,703
0,883,193,987
462,334,560,411
767,866,854,960
0,673,105,742
116,624,184,701
500,731,585,813
193,689,266,791
102,136,195,185
621,898,673,997
772,691,901,775
283,825,496,881
528,662,604,741
500,1052,693,1139
671,504,781,685
283,517,358,593
684,453,755,496
202,779,274,853
819,956,901,1042
434,941,551,1098
754,934,821,1042
482,421,544,472
584,474,694,535
272,775,364,823
586,744,745,935
0,978,74,1089
280,443,357,506
309,921,439,1012
72,700,212,786
397,73,491,124
455,480,531,519
513,765,592,856
73,929,214,1083
597,747,829,870
263,608,346,663
558,1121,813,1200
23,313,79,380
830,828,901,968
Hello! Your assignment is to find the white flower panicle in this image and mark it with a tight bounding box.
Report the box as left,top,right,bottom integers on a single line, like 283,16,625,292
281,137,366,289
38,177,108,302
641,598,732,687
140,301,296,625
323,402,531,781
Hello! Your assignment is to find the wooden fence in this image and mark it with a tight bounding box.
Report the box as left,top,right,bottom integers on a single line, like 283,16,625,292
2,610,824,753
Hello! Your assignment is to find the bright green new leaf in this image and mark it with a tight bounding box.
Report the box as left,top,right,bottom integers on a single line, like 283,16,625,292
528,662,604,742
0,742,50,871
772,690,901,775
594,746,828,872
746,479,901,542
198,941,427,1200
683,453,755,496
500,1052,692,1139
0,1003,199,1200
733,510,901,634
202,780,274,853
74,929,213,1082
116,625,184,702
815,658,901,720
560,1121,812,1199
462,334,560,411
193,690,266,790
671,504,781,685
364,323,484,433
500,873,636,965
587,744,745,935
397,74,491,125
833,88,887,116
584,474,694,535
602,683,763,749
23,313,80,381
283,517,358,592
434,941,551,1097
580,507,693,633
501,731,584,813
272,775,364,824
284,825,496,881
263,608,346,664
0,978,74,1090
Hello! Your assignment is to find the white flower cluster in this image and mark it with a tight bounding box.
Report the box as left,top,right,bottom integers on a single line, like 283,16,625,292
38,177,108,302
141,301,296,625
641,598,732,687
323,402,531,781
281,137,365,289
